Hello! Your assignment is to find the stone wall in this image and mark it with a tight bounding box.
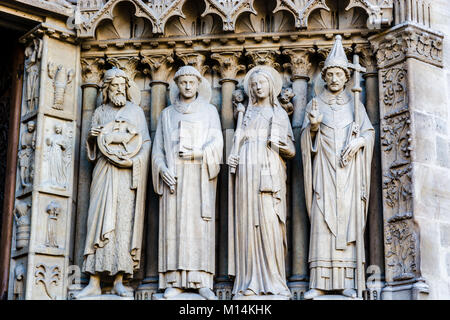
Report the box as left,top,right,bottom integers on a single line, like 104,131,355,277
418,0,450,299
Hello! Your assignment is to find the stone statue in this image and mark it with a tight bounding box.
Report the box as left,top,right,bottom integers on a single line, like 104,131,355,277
24,39,42,114
74,68,151,299
301,36,375,299
152,66,223,300
18,120,36,189
45,124,71,189
228,66,295,299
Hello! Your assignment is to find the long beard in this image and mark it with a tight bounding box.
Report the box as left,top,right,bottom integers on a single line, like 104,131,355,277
110,93,126,107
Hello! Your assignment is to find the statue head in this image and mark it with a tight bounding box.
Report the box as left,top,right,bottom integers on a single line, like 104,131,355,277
248,70,277,107
102,68,132,107
174,66,201,102
27,121,35,133
321,35,351,94
54,124,63,134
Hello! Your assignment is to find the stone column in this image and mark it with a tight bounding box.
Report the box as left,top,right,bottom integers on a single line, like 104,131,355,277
211,50,245,300
136,50,174,300
355,45,385,300
370,22,445,300
282,47,314,300
72,57,104,291
8,31,81,300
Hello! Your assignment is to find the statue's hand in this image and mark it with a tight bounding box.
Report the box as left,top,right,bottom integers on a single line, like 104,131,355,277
341,137,365,165
227,154,239,168
89,126,103,138
179,146,203,161
161,167,176,188
308,99,322,132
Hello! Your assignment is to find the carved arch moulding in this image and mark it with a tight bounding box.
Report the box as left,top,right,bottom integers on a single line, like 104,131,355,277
75,0,394,38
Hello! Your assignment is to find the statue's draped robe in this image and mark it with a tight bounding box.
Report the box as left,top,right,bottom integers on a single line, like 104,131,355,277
229,105,295,296
152,98,223,290
47,133,68,188
301,90,374,291
83,102,150,277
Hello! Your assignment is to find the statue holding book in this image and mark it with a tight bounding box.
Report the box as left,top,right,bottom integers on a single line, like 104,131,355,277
151,66,223,300
227,66,295,299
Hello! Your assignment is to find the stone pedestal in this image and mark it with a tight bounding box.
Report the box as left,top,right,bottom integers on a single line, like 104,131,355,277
153,293,206,300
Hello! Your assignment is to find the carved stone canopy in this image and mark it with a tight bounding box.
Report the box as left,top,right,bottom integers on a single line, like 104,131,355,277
75,0,394,38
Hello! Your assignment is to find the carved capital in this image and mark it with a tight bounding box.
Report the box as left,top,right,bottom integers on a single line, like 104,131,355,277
140,51,175,82
370,24,444,69
81,57,105,85
176,51,208,75
245,49,281,71
282,48,314,80
355,45,378,74
211,51,245,81
106,56,141,80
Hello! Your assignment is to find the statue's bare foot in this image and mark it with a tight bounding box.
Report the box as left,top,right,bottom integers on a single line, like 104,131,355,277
73,282,101,299
199,288,218,300
303,288,325,300
112,280,133,297
342,288,357,298
243,289,256,296
163,287,183,299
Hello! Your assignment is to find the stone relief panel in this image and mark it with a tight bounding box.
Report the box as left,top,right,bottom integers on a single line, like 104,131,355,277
384,214,419,282
34,195,68,253
17,120,37,194
13,262,26,300
34,262,62,300
47,62,74,111
41,120,74,193
13,199,32,251
24,38,43,117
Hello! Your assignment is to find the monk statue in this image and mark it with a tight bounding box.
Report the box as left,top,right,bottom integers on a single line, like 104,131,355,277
74,68,151,299
152,66,223,300
301,36,375,299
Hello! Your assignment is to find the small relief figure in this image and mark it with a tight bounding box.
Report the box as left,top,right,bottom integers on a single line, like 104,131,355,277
13,264,26,300
278,87,295,116
48,62,74,111
301,36,374,299
227,66,295,299
13,200,31,250
44,124,71,190
18,121,36,189
24,39,42,114
45,200,62,248
232,87,247,119
74,68,150,299
152,66,223,300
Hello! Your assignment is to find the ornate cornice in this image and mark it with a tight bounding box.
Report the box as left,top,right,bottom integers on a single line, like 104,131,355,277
370,23,444,69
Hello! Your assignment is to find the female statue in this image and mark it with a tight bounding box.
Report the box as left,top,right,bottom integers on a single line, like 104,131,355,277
228,66,295,299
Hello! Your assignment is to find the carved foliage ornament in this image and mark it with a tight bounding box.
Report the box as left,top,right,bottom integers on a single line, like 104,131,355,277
35,264,61,300
385,214,418,282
